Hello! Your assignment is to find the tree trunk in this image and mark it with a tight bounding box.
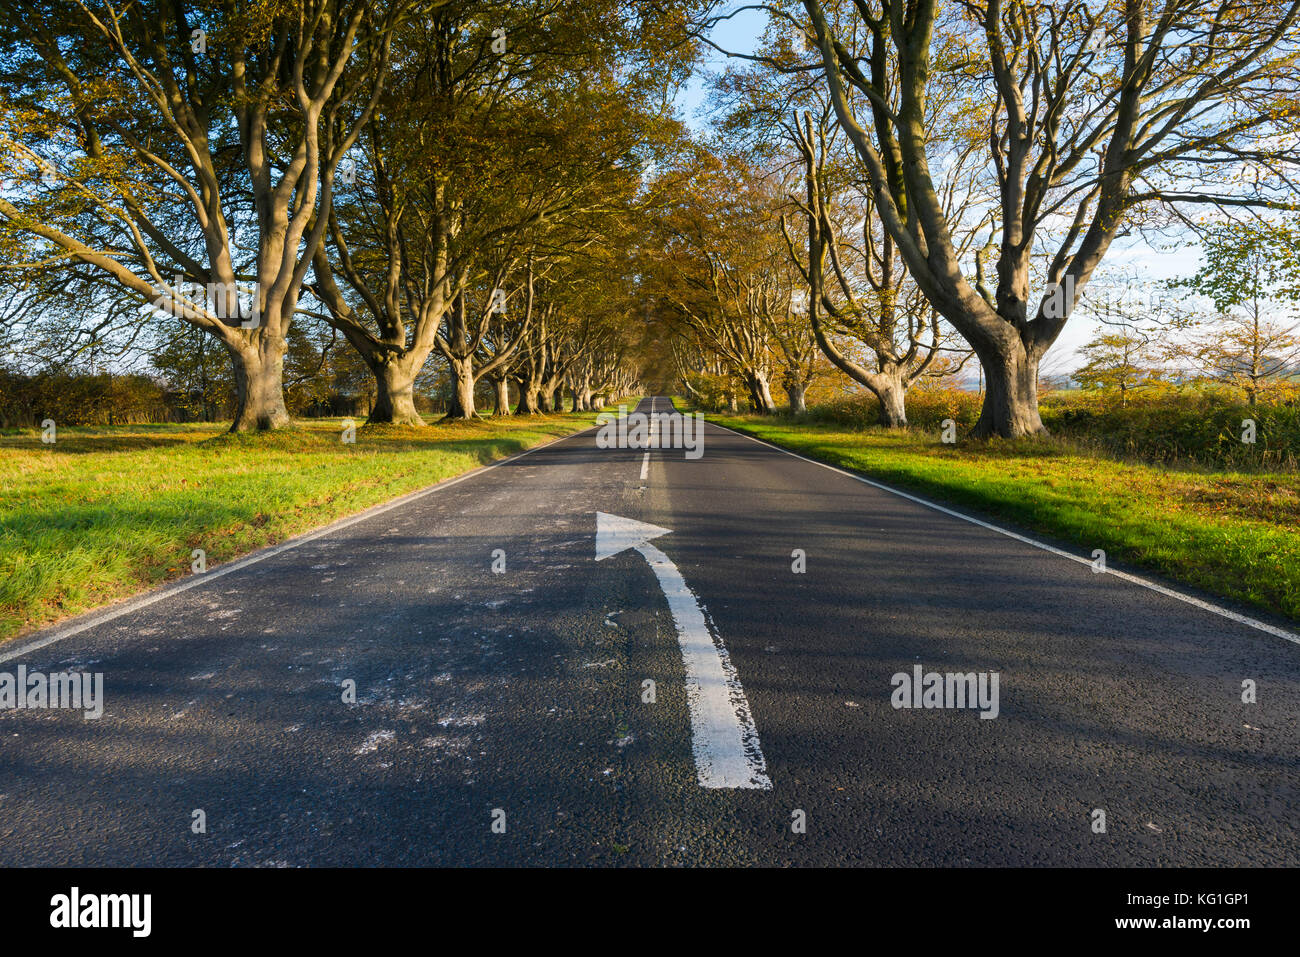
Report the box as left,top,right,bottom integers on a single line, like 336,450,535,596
516,380,542,415
445,356,478,420
229,341,290,432
972,346,1046,438
369,359,426,426
491,378,512,416
785,381,808,415
749,371,777,414
877,378,907,428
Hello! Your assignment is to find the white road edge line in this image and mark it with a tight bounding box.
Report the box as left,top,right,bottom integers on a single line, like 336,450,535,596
708,419,1300,647
1,424,601,664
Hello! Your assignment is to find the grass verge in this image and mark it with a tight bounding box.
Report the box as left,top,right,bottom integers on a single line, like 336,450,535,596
1,409,615,641
692,405,1299,625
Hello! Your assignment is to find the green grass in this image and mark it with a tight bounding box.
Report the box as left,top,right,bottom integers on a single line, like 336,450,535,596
0,407,622,641
691,405,1300,625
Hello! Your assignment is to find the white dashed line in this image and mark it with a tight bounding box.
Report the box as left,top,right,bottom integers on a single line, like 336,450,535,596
639,396,654,481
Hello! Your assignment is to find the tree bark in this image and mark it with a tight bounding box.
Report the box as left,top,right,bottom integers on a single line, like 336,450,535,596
515,379,542,415
228,341,290,432
491,377,512,416
785,381,808,415
445,356,478,420
972,344,1046,438
877,378,908,428
748,371,777,414
368,358,426,426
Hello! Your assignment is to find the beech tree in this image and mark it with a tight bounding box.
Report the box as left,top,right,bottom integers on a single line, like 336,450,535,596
561,246,666,413
800,0,1300,436
309,0,691,421
699,16,976,424
0,0,402,430
505,257,623,414
650,152,803,413
785,107,972,425
670,334,744,410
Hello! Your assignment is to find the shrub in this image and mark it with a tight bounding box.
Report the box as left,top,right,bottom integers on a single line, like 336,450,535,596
768,381,1297,471
1041,384,1299,470
797,385,982,432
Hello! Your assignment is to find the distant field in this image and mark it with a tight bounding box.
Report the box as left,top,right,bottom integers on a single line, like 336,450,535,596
0,409,615,641
692,407,1300,625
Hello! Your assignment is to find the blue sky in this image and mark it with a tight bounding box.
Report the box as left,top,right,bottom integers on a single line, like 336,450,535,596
674,5,765,131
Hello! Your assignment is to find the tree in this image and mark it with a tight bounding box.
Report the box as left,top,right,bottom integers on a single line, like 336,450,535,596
767,294,822,413
701,17,975,426
786,108,972,425
1172,221,1300,404
1072,272,1183,403
151,316,233,421
650,151,801,413
309,0,690,421
801,0,1300,436
1075,331,1158,402
0,0,402,430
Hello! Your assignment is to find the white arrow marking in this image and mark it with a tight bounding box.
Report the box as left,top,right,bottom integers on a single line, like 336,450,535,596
596,511,672,561
596,512,771,789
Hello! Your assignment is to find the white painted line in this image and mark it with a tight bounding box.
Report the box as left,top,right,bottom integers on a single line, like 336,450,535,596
1,425,601,664
639,541,771,789
709,420,1300,647
639,396,654,481
596,511,770,789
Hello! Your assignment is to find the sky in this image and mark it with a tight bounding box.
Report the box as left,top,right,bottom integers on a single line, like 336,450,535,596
673,5,1206,377
674,6,768,131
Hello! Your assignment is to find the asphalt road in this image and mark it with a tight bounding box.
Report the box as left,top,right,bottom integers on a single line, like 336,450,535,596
2,397,1297,866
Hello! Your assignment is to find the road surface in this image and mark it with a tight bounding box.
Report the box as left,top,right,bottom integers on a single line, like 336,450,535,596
2,397,1297,866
